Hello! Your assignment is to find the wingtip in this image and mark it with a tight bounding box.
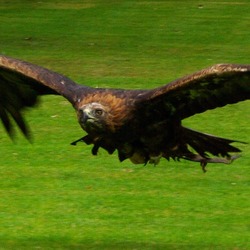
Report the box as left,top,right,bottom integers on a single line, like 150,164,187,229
24,131,33,143
11,130,33,143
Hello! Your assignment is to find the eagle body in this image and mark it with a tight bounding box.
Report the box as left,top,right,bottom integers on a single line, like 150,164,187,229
0,55,249,171
74,89,245,170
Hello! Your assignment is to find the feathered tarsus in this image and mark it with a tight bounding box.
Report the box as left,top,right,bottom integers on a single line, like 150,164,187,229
0,55,249,171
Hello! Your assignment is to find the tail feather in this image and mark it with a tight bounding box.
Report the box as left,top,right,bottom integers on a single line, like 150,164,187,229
164,127,246,171
183,127,243,157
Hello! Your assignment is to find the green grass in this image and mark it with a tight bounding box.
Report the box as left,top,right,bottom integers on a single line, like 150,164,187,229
0,1,249,249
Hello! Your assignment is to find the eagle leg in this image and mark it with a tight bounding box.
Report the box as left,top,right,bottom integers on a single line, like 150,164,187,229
183,154,241,172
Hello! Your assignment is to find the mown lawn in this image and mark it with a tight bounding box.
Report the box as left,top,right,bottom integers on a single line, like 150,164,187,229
0,1,249,249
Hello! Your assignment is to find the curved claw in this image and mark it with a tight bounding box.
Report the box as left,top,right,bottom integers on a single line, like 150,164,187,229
199,155,241,172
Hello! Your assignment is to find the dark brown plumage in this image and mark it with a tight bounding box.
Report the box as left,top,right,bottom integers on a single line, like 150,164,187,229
0,55,249,171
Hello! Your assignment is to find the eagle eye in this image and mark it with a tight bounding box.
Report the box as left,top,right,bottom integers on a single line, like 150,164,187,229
94,109,103,116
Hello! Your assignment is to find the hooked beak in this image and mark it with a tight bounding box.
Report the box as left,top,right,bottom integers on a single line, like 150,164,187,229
81,111,90,124
79,109,95,128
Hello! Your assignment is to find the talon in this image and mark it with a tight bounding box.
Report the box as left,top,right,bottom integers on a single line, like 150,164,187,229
149,154,162,166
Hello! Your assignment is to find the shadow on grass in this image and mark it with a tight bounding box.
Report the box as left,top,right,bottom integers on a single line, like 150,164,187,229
1,238,243,250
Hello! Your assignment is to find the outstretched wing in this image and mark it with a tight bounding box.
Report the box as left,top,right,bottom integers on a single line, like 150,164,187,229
0,55,88,138
137,64,250,120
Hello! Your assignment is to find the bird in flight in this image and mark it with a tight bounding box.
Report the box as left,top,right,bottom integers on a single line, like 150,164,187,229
0,55,249,171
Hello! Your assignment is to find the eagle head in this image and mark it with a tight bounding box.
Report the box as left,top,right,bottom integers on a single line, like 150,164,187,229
77,93,131,135
78,102,109,133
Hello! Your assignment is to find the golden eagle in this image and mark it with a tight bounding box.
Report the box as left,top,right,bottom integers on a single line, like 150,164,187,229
0,55,249,171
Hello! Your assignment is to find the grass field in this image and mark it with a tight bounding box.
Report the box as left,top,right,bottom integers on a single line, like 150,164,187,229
0,1,249,249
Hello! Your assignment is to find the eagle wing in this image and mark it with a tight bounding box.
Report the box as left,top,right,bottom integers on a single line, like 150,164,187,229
137,64,250,120
0,55,87,138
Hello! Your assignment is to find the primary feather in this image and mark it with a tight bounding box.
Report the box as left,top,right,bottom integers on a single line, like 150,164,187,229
0,55,249,171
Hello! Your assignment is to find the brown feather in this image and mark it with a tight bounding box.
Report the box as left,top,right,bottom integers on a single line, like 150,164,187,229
1,55,249,170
